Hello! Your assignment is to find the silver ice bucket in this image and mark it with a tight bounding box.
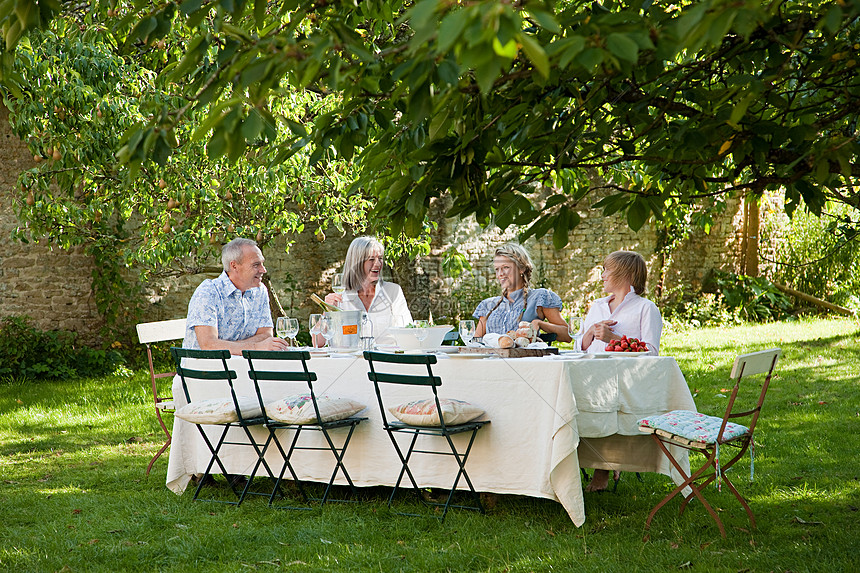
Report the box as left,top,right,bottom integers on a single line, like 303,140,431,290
324,310,362,349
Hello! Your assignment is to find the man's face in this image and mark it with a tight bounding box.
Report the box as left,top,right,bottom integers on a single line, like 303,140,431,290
229,245,267,291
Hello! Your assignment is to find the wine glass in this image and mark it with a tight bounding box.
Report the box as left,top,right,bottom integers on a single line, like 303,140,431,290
459,319,476,346
332,273,345,295
309,313,323,349
276,316,289,344
568,315,583,349
320,315,335,349
284,317,299,347
412,320,429,347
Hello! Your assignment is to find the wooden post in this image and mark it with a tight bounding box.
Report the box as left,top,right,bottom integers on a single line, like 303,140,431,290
745,196,760,277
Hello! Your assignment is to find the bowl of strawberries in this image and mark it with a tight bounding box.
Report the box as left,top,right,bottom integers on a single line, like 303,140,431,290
605,335,648,353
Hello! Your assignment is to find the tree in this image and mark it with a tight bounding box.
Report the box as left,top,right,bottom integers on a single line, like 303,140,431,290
4,20,376,330
3,0,860,254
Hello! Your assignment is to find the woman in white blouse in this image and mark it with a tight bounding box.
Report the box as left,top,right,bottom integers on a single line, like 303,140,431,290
577,250,663,492
577,250,663,356
324,236,413,346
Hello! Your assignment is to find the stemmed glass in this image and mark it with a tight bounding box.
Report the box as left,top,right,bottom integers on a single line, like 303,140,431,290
276,316,288,343
320,315,335,349
567,315,583,349
412,320,429,348
309,313,323,349
332,273,345,296
283,317,299,347
459,319,476,346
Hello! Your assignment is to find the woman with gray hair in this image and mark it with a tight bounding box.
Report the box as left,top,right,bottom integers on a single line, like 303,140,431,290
473,243,570,342
324,236,413,346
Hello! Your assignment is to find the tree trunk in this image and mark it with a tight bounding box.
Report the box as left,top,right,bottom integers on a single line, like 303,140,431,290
772,282,855,316
263,275,285,320
745,196,760,276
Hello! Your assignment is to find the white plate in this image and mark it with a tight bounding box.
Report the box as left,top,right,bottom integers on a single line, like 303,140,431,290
449,353,493,359
590,351,649,358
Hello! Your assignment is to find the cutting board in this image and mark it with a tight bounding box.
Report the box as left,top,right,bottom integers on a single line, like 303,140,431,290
458,346,559,358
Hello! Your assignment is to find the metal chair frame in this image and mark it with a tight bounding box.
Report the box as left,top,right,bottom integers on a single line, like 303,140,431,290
643,348,780,537
170,347,281,505
364,350,490,521
136,318,186,475
243,349,366,509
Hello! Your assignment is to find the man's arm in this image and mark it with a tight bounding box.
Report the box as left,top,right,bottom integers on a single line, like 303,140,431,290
194,325,288,355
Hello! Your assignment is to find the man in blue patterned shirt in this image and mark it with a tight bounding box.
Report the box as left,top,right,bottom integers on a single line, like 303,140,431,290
183,238,288,355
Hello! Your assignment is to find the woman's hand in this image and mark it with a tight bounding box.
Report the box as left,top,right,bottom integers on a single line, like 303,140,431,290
591,320,618,343
324,293,342,306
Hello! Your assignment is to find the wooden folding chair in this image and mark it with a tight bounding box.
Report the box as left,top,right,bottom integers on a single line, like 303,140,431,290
638,348,781,537
171,347,281,505
136,318,186,475
243,350,367,508
364,351,490,522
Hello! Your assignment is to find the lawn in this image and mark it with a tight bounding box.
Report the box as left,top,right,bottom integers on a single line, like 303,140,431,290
1,317,858,572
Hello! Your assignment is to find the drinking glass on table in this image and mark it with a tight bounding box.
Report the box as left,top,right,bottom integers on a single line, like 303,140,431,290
412,320,429,347
276,316,289,344
459,319,476,346
283,317,299,347
309,313,323,349
320,315,334,349
567,315,584,349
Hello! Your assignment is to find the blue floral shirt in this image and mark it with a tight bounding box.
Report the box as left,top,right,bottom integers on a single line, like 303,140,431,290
183,271,273,350
473,288,563,334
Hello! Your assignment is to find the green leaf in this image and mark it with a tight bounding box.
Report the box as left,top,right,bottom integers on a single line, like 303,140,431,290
518,33,549,78
527,8,561,34
626,197,650,231
606,33,639,63
437,9,468,54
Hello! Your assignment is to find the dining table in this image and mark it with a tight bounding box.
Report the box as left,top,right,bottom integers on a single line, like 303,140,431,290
165,350,697,526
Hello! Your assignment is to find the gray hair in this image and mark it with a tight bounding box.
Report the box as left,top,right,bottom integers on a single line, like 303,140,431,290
222,238,258,272
342,236,384,291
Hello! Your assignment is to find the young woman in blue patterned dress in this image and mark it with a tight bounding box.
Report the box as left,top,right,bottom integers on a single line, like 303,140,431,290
472,243,571,342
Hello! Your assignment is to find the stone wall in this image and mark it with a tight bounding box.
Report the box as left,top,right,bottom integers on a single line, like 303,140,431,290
0,103,745,346
0,105,104,344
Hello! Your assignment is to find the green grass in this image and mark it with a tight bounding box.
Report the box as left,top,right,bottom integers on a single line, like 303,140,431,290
1,317,859,572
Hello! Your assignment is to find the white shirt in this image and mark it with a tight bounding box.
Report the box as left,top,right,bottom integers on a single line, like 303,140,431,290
576,287,663,355
337,280,413,346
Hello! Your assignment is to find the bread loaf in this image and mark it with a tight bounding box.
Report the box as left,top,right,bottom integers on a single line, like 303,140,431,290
498,334,515,348
515,336,531,347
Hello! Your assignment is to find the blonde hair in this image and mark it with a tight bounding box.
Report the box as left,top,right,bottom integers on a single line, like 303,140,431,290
486,243,534,324
342,236,384,291
605,250,648,294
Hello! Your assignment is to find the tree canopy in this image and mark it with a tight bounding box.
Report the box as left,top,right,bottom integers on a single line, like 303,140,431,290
2,0,859,255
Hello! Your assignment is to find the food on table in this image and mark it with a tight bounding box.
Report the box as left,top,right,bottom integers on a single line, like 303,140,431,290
605,335,648,352
498,334,515,348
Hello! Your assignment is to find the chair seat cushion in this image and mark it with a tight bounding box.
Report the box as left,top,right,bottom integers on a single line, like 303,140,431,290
174,396,263,424
638,410,749,444
265,395,366,424
389,398,484,427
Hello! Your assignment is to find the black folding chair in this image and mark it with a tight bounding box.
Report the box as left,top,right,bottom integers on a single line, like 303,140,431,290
364,351,490,521
243,350,366,508
170,347,279,505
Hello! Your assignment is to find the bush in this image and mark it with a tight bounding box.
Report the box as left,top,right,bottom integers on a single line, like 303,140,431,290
709,270,794,322
660,286,744,328
761,202,860,307
0,316,123,380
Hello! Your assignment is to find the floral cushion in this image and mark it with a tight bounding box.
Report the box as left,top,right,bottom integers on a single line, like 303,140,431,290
174,396,263,424
265,395,365,424
389,398,484,427
638,410,749,443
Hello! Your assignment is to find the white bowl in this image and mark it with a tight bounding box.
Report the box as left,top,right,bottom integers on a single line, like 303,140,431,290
389,325,455,350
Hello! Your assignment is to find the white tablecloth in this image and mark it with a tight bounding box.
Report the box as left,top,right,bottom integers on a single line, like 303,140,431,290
166,353,695,526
